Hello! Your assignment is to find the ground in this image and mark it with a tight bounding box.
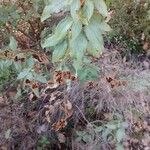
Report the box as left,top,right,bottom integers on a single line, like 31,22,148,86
0,45,150,149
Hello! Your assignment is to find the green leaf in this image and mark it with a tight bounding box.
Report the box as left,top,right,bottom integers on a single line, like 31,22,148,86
87,41,104,57
93,0,108,17
71,21,82,40
79,11,89,25
83,0,94,21
77,64,99,82
116,128,126,143
5,60,13,67
17,69,30,79
82,134,92,143
106,124,117,130
73,59,83,75
70,32,88,61
99,21,112,33
32,88,40,98
14,62,22,72
26,56,35,69
41,17,73,48
41,0,68,21
9,36,17,51
76,131,86,137
116,144,124,150
85,16,104,57
52,40,67,62
70,0,81,22
94,126,103,132
34,74,47,83
121,122,128,128
102,128,112,140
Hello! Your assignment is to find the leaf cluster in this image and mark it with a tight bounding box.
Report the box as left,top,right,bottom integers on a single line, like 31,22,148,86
41,0,111,81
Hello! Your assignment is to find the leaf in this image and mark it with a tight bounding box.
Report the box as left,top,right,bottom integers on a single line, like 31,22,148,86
9,36,17,51
83,0,94,21
17,69,30,79
85,16,104,57
121,122,128,128
99,21,112,32
70,32,87,61
94,126,103,132
116,128,126,143
52,40,67,62
87,41,104,57
41,17,73,48
14,62,22,72
32,88,40,98
82,134,92,143
77,64,99,82
116,144,124,150
70,0,81,22
27,57,35,69
34,74,47,83
102,128,112,140
41,0,67,21
73,59,83,75
93,0,108,17
76,131,86,137
71,21,82,40
106,124,117,130
5,60,13,67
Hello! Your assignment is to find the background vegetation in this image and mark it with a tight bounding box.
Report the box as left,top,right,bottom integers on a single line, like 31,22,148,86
108,0,150,54
0,0,150,150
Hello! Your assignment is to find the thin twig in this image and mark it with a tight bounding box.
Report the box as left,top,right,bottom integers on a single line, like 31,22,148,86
74,104,90,124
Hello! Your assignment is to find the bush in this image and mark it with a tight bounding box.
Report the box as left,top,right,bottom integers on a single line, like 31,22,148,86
0,60,17,92
109,0,150,54
0,0,111,84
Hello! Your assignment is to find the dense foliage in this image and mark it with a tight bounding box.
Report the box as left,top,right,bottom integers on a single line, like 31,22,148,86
109,0,150,54
0,1,150,150
41,0,112,82
0,0,111,85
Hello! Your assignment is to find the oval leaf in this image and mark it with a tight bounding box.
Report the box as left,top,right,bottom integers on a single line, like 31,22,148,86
9,36,18,51
52,40,68,62
83,0,94,21
41,17,73,48
70,32,88,60
85,16,104,57
71,21,82,40
41,0,67,22
70,0,81,22
94,0,108,17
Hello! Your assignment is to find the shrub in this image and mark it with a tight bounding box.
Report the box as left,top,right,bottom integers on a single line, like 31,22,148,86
0,1,114,149
0,59,17,92
0,0,111,85
109,0,150,54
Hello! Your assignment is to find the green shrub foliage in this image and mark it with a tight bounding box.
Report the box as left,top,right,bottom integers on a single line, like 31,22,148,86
0,0,110,83
41,0,111,81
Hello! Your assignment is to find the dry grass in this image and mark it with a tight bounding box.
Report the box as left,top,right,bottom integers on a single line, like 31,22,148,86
68,49,150,150
69,49,150,120
0,48,150,149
